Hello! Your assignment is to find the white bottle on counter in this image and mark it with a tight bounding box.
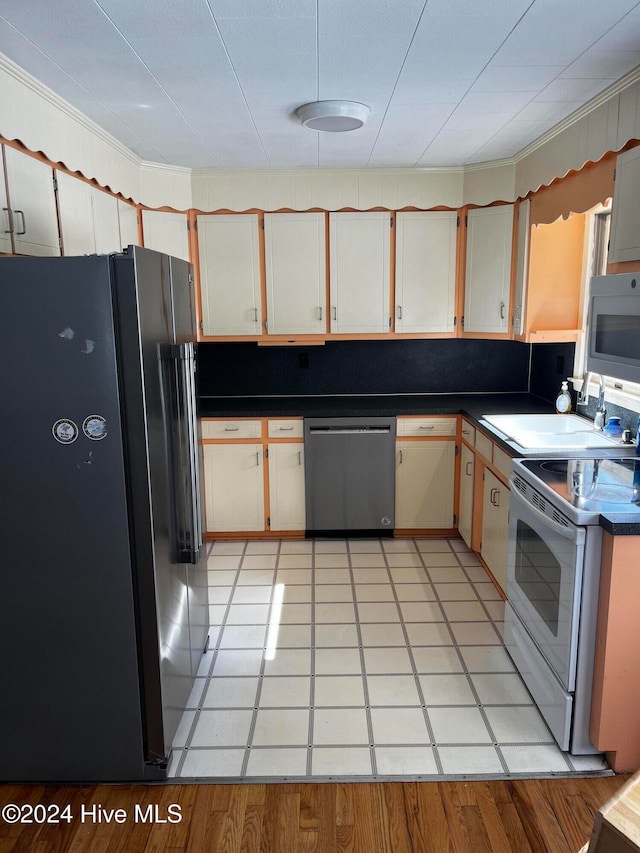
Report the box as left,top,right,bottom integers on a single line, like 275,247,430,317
555,380,572,414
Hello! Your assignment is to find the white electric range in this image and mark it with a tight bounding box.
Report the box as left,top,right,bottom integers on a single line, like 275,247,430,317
506,456,640,754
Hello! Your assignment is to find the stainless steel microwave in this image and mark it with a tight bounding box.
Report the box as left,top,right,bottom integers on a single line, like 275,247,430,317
587,273,640,384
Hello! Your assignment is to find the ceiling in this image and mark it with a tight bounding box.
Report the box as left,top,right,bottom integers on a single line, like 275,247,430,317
1,0,640,170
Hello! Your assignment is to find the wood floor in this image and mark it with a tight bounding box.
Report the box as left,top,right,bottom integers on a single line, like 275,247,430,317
0,776,630,853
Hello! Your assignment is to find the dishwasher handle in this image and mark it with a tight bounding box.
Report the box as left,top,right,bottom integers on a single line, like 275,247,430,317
308,426,391,434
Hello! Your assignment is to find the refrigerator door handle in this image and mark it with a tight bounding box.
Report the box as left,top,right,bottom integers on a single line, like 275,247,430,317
161,343,201,564
181,342,202,563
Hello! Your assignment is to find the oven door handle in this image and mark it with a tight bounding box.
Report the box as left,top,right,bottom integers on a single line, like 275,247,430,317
509,478,585,544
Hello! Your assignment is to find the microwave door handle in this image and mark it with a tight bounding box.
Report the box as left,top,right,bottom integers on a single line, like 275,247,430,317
182,343,202,562
509,477,583,544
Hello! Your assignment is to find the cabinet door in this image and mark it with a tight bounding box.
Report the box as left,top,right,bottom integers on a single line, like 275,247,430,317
329,212,391,333
0,151,11,254
481,469,510,593
203,444,264,532
265,213,326,335
118,200,140,248
198,214,262,336
513,199,530,337
395,211,457,333
464,205,514,334
142,210,189,261
396,441,455,529
91,187,121,254
268,443,305,531
459,444,474,548
609,146,640,262
56,170,94,256
5,147,60,256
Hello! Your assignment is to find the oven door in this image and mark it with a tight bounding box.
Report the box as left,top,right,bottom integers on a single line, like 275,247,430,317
507,482,586,692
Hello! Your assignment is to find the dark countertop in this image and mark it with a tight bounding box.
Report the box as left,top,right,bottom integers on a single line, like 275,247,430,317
198,391,640,535
198,392,554,420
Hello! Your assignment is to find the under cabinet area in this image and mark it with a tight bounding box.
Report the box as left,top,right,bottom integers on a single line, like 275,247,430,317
395,417,457,531
480,468,510,592
202,418,305,536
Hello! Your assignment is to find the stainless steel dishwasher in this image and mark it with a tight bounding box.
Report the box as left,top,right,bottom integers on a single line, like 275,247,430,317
304,416,396,535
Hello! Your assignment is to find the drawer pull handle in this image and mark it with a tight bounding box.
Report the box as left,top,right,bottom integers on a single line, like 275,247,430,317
298,451,302,466
256,452,260,466
419,425,434,431
466,461,473,476
278,426,294,431
462,429,471,435
224,426,240,431
399,450,403,464
490,488,500,507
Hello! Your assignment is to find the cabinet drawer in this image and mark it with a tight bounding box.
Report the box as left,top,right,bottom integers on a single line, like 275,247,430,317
267,419,303,438
397,417,457,437
461,418,476,446
475,431,493,462
493,446,513,483
201,419,262,439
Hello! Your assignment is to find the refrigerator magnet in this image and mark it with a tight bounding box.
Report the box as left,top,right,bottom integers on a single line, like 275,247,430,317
52,418,78,444
82,415,107,441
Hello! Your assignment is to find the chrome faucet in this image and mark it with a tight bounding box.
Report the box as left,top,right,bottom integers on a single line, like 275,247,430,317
577,371,607,430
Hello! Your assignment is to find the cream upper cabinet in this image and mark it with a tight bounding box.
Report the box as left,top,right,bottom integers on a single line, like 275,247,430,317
57,171,94,255
142,210,189,261
118,200,140,249
464,204,514,334
58,171,122,255
395,440,455,529
481,468,510,593
198,213,262,336
395,211,457,333
609,146,640,262
0,159,12,254
264,213,326,335
459,443,475,549
91,187,121,254
329,212,391,334
203,443,265,532
513,199,530,337
268,442,306,531
3,146,59,256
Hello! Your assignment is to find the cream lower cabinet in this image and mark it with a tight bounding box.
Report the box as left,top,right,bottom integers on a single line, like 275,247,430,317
481,469,510,593
396,441,456,529
203,443,265,532
458,443,475,548
268,443,305,531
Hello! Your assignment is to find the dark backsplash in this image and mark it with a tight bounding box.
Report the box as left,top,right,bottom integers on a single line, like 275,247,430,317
529,342,577,403
197,339,531,397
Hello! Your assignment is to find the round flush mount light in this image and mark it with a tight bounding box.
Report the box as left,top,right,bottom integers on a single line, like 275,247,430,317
296,100,370,132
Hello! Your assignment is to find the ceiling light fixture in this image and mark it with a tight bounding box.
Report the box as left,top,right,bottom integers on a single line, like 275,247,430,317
296,100,370,132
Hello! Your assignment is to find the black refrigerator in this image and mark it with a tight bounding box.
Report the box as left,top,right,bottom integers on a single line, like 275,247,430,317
0,247,208,782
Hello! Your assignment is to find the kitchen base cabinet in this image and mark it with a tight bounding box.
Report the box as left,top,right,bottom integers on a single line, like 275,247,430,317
459,443,474,548
481,468,510,593
396,441,455,530
268,443,305,531
203,443,265,532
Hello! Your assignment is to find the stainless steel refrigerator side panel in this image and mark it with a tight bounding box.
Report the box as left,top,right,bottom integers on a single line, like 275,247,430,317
0,256,146,781
114,248,192,765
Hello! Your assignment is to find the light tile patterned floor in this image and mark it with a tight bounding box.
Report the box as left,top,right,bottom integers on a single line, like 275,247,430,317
168,537,609,781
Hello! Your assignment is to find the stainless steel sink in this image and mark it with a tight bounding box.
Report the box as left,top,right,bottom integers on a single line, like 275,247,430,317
481,413,619,450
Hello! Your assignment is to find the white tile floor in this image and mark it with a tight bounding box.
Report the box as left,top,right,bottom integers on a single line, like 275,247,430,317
168,537,609,781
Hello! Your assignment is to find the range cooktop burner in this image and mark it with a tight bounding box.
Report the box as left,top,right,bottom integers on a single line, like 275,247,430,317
539,460,569,475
